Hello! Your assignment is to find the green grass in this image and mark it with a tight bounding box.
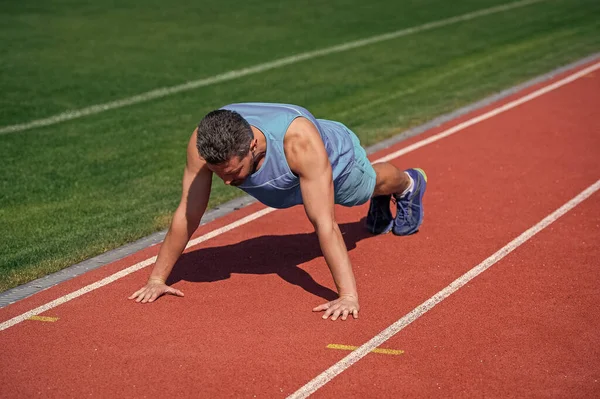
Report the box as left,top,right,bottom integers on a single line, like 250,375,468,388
1,0,599,292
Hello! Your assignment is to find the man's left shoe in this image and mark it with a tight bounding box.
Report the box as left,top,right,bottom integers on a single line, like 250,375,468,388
393,168,427,236
365,195,394,234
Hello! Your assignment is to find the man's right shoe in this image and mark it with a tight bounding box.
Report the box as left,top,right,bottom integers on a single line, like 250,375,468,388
365,194,394,235
392,168,427,236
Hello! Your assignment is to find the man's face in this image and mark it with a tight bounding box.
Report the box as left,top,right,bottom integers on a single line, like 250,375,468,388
208,151,255,187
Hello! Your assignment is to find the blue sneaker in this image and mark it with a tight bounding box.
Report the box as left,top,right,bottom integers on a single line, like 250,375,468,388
393,168,427,236
365,195,393,234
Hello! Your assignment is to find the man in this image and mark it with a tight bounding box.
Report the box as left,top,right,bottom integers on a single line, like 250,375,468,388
129,103,427,321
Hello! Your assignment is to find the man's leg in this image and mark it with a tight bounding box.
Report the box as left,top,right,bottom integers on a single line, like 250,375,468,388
367,162,427,236
371,162,410,196
365,162,407,235
329,122,426,235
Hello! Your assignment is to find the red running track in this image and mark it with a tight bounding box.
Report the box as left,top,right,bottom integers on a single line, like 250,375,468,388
1,59,599,398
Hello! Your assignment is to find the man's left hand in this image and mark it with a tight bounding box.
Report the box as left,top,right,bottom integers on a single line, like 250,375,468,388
313,294,359,321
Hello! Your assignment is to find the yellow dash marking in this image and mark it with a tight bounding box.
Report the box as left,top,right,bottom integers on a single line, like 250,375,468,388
28,316,59,322
327,344,404,356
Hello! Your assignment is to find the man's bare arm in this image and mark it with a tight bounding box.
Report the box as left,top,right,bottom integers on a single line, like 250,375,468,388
284,118,359,321
129,130,212,303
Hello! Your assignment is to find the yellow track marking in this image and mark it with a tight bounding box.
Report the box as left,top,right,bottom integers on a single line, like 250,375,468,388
327,344,404,356
28,316,59,322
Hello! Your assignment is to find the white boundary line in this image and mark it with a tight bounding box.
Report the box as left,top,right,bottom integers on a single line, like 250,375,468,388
288,180,600,399
0,0,547,135
0,208,274,332
375,61,600,162
0,59,598,333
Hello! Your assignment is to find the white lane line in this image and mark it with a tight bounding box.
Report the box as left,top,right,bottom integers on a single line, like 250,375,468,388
375,61,600,163
0,208,274,332
288,180,600,399
0,55,596,333
0,0,547,135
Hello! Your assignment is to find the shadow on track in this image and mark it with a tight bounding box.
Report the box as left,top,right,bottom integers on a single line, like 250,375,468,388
166,219,372,301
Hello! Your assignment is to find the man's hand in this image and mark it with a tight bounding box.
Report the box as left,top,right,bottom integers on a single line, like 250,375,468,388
127,130,210,305
128,279,184,303
313,294,359,321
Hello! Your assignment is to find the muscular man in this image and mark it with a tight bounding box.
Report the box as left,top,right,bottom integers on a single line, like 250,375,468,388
129,103,427,321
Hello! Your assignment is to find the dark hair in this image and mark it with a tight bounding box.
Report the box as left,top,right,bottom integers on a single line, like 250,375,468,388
196,109,253,164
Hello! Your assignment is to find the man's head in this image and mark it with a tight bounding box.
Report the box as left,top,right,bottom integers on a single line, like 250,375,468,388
196,109,257,186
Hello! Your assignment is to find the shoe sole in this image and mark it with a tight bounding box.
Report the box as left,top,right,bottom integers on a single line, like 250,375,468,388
377,220,394,235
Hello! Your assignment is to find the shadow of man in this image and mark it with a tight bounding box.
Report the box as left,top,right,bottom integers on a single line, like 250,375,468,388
167,219,371,301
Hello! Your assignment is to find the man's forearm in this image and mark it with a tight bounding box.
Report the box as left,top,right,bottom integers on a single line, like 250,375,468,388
148,209,200,283
315,222,358,297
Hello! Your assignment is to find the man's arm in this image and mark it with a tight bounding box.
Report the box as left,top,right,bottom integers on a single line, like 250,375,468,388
129,130,212,303
284,118,359,321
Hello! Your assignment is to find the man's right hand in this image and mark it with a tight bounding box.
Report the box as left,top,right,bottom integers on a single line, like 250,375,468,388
128,279,184,303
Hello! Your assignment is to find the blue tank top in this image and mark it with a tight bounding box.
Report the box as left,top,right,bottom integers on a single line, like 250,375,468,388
220,102,354,209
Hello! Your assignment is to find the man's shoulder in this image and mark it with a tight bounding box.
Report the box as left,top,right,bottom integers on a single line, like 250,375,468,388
284,117,323,159
186,129,205,168
286,116,314,135
285,117,318,140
